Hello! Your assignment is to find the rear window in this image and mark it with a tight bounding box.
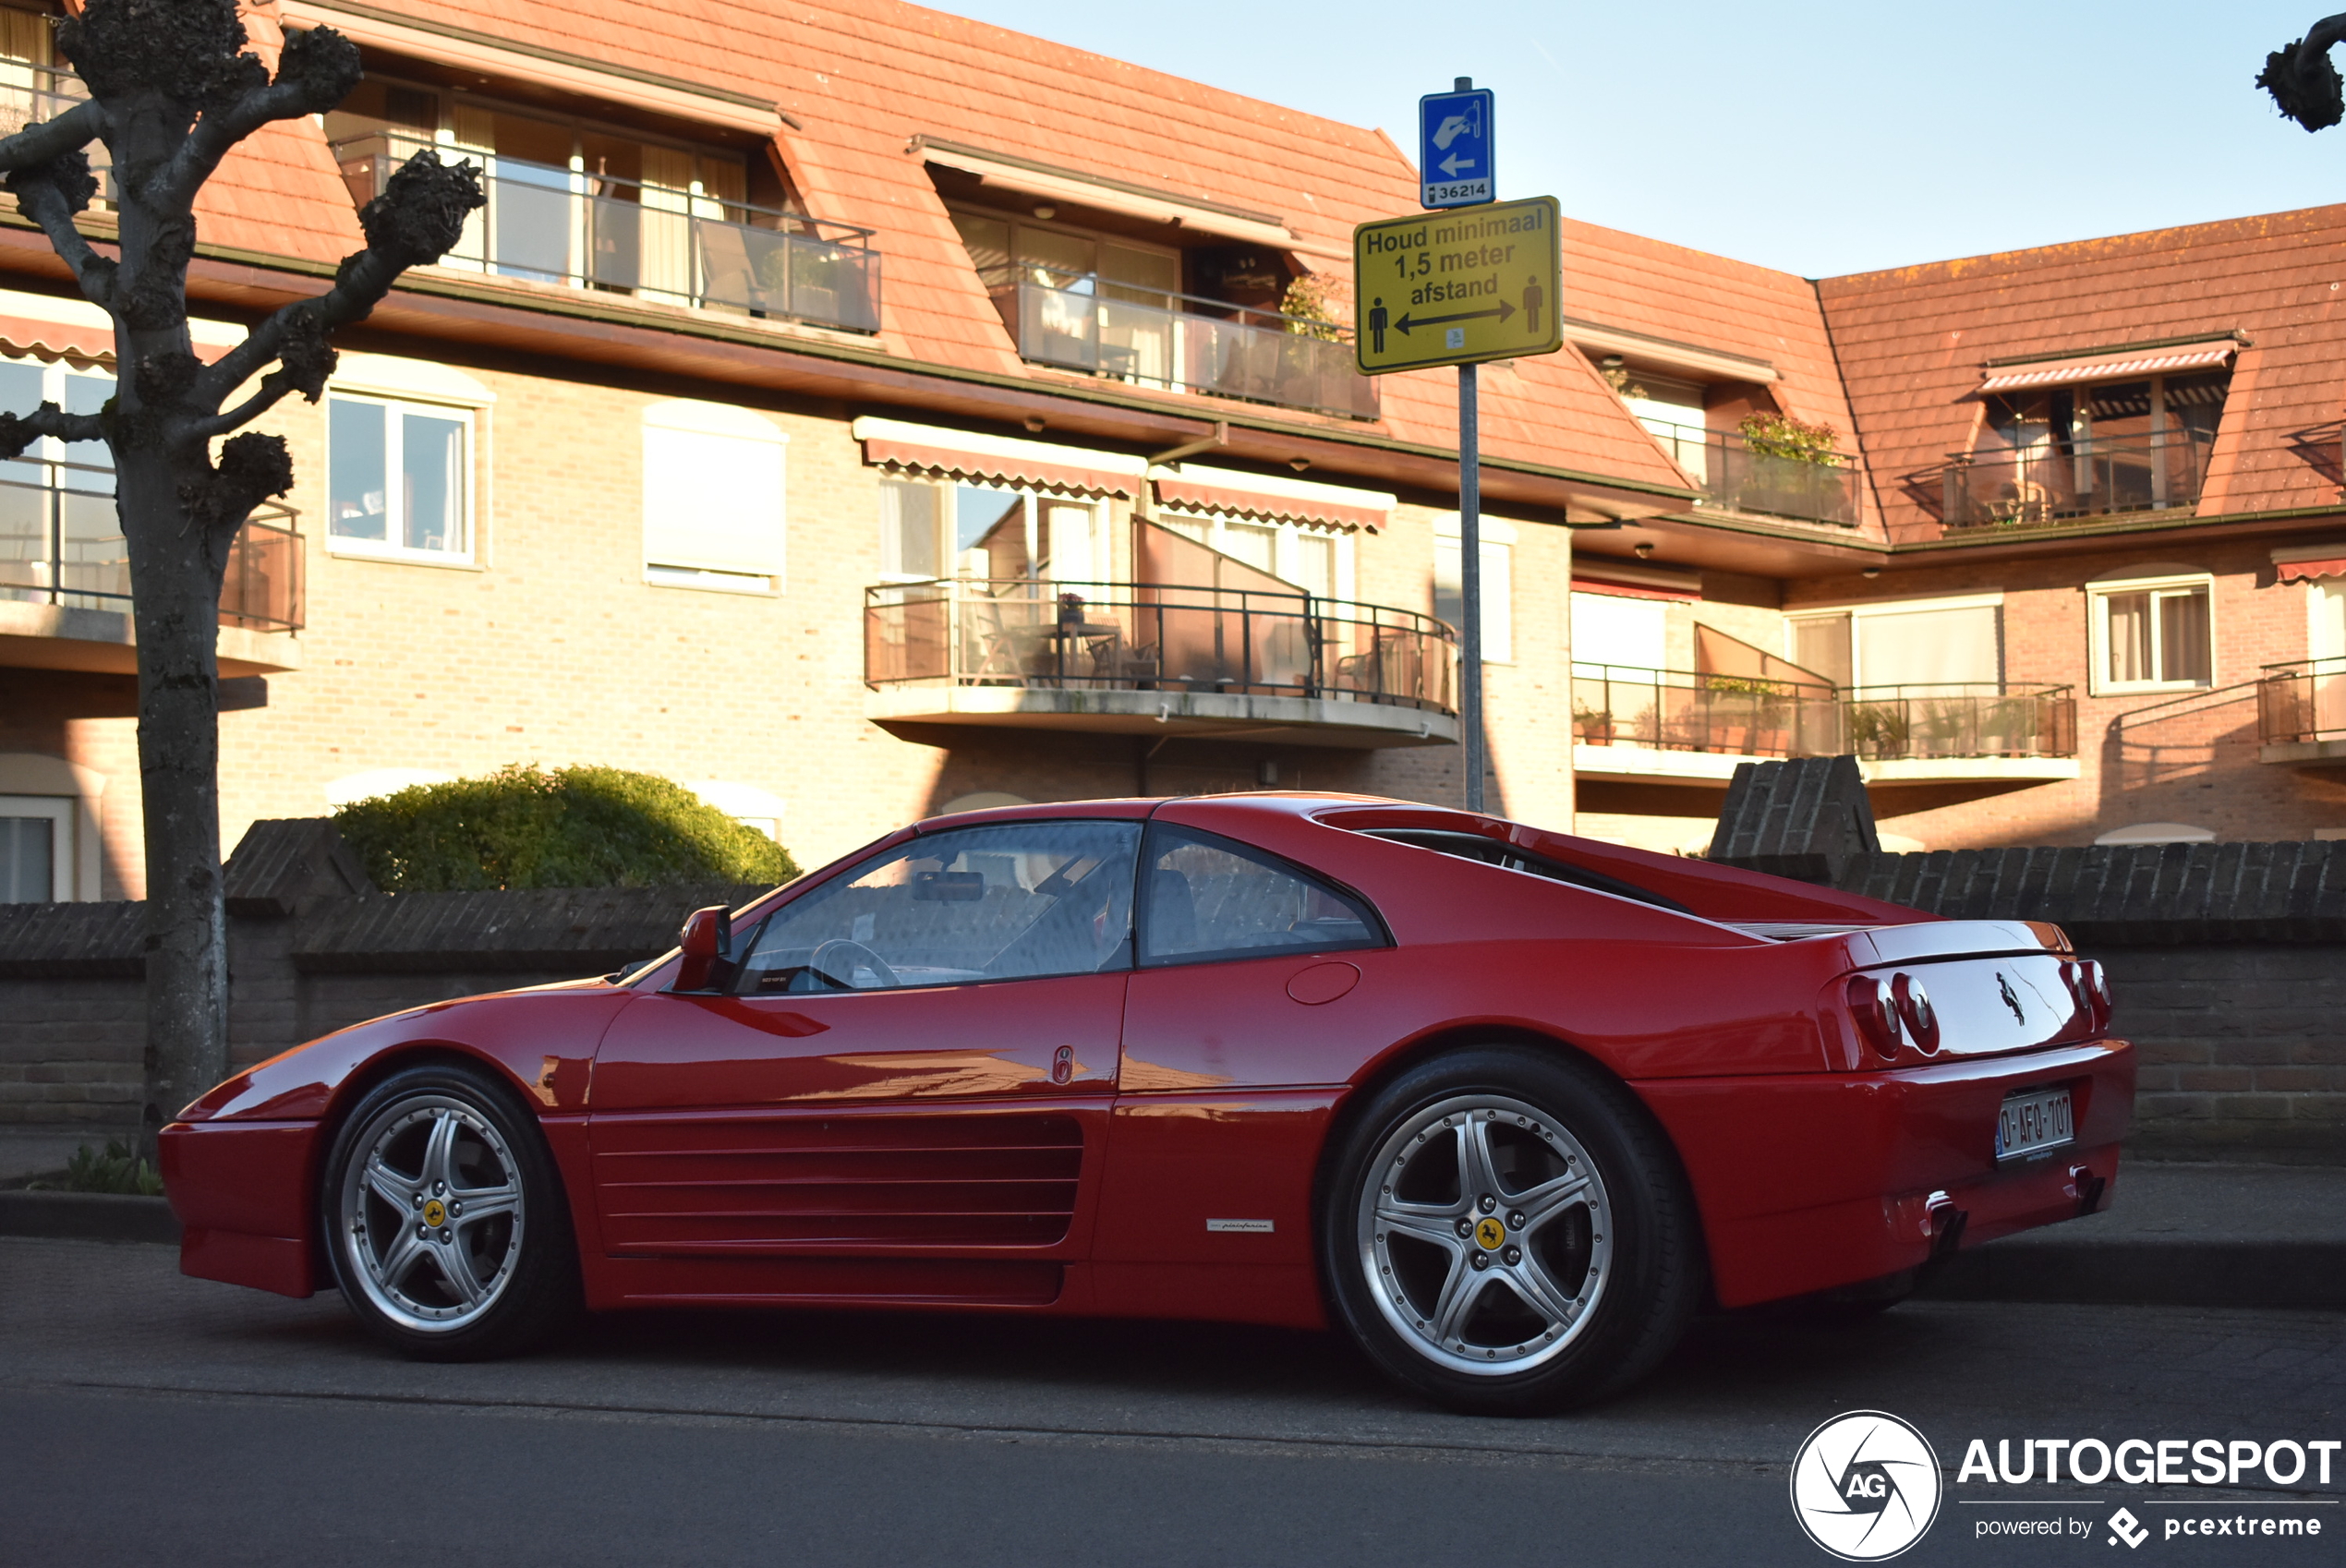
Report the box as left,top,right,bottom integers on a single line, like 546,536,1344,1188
1359,828,1692,915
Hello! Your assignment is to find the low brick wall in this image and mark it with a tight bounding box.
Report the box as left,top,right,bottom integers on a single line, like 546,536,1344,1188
0,882,763,1128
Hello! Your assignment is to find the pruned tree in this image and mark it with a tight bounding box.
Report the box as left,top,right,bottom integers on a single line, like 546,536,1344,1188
0,0,481,1155
2260,15,2346,129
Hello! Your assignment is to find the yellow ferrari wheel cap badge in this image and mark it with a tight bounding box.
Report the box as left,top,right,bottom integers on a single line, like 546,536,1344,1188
1473,1216,1506,1250
421,1198,447,1227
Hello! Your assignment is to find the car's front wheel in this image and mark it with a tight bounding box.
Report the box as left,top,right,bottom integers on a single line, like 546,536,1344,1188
320,1062,581,1360
1319,1046,1702,1414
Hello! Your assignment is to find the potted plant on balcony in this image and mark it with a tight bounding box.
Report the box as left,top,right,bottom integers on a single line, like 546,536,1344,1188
1572,700,1614,745
1732,413,1844,522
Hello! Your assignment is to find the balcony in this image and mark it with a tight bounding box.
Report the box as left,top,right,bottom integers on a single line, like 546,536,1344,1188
1639,420,1865,526
1942,432,2213,531
333,134,881,335
865,577,1456,746
987,270,1378,421
2258,657,2346,764
0,63,108,202
0,457,302,676
1571,667,2078,786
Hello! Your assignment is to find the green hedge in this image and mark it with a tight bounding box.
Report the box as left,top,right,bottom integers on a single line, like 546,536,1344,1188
334,765,799,893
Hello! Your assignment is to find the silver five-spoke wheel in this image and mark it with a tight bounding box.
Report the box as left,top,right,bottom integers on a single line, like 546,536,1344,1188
1357,1092,1614,1375
337,1094,526,1333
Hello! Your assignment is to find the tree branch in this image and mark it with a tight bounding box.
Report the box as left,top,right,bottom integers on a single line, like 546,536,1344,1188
0,400,105,459
0,96,104,177
183,375,303,443
193,149,481,408
7,151,117,308
155,26,362,210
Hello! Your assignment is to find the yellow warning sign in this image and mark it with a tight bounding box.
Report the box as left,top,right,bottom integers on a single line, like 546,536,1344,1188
1353,195,1563,375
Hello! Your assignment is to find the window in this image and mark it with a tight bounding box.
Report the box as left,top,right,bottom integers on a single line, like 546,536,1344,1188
2089,573,2212,693
1433,515,1515,663
885,482,1104,585
878,478,943,581
1571,591,1668,673
0,795,70,902
732,820,1139,992
1139,825,1381,967
1784,595,2003,692
327,394,472,561
642,401,787,592
0,355,118,605
1618,371,1709,485
1158,511,1351,599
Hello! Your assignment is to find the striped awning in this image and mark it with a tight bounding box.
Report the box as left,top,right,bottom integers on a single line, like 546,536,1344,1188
1149,462,1393,534
850,416,1146,499
1979,342,2235,393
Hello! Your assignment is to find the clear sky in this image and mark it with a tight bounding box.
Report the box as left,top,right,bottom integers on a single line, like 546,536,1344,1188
929,1,2346,279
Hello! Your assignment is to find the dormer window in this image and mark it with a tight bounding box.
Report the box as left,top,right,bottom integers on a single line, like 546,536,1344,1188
324,75,879,333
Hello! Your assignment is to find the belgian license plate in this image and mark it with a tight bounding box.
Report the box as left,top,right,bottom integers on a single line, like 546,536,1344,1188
1996,1087,2074,1161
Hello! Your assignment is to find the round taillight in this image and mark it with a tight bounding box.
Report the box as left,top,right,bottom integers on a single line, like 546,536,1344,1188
1893,972,1941,1054
1847,975,1904,1060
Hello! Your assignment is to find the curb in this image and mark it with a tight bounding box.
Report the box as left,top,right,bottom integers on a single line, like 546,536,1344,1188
1921,1238,2346,1309
0,1190,179,1246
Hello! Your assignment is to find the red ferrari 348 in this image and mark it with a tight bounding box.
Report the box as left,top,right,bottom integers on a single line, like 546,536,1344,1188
162,793,2131,1412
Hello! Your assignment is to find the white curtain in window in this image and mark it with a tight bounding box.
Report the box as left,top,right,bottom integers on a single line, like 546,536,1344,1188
642,402,787,577
1571,591,1666,672
1856,604,2001,688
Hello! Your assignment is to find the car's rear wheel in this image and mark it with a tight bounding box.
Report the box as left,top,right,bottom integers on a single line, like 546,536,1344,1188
1319,1046,1702,1414
321,1062,581,1360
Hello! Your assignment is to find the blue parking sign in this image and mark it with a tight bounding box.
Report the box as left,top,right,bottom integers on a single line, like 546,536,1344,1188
1419,87,1494,209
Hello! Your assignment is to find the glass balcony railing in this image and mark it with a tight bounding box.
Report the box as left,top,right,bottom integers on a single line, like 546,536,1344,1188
986,270,1378,420
1639,420,1865,526
332,133,881,335
1943,431,2213,530
866,577,1452,713
1570,668,2077,762
2259,657,2346,746
0,60,110,205
0,456,302,633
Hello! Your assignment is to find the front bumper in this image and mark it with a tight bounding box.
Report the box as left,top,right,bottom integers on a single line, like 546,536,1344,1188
1635,1039,2134,1308
159,1118,323,1298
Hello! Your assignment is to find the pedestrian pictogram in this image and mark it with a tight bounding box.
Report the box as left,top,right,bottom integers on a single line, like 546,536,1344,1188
1353,197,1563,374
1419,86,1493,209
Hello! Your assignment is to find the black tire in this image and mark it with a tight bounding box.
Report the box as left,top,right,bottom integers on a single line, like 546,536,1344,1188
1318,1045,1703,1414
320,1061,583,1360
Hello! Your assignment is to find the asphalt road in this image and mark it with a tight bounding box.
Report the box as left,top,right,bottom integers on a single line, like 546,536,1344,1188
3,1237,2340,1567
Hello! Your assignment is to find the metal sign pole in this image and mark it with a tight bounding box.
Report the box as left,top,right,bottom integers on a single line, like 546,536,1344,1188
1459,358,1483,814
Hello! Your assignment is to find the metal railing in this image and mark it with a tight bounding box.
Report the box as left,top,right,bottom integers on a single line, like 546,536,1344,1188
1571,668,2077,761
1841,682,2077,761
333,133,881,334
1571,665,1842,757
866,577,1453,713
0,456,303,632
0,62,108,203
2259,656,2346,745
1639,420,1865,526
1943,431,2214,530
985,270,1378,420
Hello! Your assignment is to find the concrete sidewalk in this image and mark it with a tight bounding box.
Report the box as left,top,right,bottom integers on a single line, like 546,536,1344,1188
1,1139,2339,1309
1922,1162,2346,1309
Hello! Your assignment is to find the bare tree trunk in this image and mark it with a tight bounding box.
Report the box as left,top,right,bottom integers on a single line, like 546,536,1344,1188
120,452,230,1146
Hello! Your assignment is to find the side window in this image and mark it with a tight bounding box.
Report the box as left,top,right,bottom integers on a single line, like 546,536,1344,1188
734,820,1139,993
1140,825,1382,967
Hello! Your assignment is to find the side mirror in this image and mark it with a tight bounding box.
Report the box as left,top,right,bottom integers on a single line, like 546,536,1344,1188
672,905,732,992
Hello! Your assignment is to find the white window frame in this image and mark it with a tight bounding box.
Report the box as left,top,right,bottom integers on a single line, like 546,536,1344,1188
1784,591,2005,689
1155,508,1357,602
2086,572,2216,695
641,400,789,595
323,392,480,567
0,794,74,902
1434,514,1515,665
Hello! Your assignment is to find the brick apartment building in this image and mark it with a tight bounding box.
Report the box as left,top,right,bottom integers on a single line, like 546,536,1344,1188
0,0,2341,903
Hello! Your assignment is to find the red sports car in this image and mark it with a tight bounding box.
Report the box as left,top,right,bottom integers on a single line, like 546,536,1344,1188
162,793,2131,1412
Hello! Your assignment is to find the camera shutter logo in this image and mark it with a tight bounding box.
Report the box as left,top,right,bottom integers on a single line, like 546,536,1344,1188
1789,1410,1943,1561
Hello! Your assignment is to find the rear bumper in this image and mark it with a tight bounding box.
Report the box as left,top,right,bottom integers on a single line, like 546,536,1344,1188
1635,1039,2134,1308
158,1118,322,1298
